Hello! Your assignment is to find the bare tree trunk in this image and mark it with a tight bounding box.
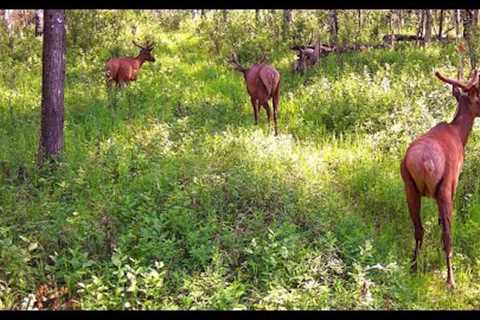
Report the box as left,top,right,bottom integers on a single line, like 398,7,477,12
256,9,260,23
462,9,477,69
282,9,292,40
201,9,205,18
455,9,461,38
424,9,432,42
38,10,66,166
388,11,395,48
415,10,424,46
328,10,338,47
223,9,228,22
357,9,362,30
35,9,43,37
438,9,444,39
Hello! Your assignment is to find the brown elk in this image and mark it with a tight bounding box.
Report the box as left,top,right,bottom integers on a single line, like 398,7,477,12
291,41,337,74
105,40,155,88
228,53,281,136
400,69,480,289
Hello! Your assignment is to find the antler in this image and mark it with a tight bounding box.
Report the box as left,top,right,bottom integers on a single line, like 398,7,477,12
435,69,479,91
145,40,155,50
133,40,155,50
228,52,247,72
258,53,267,64
132,40,143,49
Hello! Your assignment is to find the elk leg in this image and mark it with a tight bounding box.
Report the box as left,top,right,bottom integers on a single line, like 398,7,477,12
406,183,423,272
272,89,280,137
401,166,423,272
436,193,455,289
263,102,272,133
250,97,259,125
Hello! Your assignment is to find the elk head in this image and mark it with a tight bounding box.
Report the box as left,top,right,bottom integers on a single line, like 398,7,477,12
133,40,156,62
436,69,480,116
228,52,247,73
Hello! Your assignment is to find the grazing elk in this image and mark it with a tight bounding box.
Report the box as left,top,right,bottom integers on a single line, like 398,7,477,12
228,53,281,136
291,42,336,74
105,40,155,88
400,69,480,289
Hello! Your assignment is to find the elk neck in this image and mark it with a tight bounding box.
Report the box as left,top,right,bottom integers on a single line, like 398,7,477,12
450,101,476,147
134,54,147,67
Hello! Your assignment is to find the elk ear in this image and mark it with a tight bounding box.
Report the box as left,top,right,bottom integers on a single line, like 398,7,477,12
452,86,462,100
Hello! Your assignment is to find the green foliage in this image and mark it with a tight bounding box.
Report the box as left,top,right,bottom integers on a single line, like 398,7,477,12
3,10,480,310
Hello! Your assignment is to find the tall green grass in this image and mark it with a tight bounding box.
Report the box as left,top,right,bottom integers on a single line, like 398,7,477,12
2,15,480,310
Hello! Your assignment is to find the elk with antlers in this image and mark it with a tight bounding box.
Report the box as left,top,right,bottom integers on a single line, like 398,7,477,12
105,40,155,88
228,53,281,136
400,69,480,289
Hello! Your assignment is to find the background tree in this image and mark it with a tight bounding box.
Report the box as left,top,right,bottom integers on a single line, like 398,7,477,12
328,10,338,46
283,10,292,41
34,9,43,37
38,10,66,166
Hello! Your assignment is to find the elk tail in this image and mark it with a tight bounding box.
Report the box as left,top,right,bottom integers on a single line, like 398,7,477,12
259,69,275,97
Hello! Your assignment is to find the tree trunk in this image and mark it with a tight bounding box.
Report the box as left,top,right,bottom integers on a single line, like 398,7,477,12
357,9,362,30
462,9,477,69
223,9,227,22
282,9,292,40
35,10,43,37
388,11,395,48
256,9,260,23
201,9,205,18
424,10,432,42
328,10,338,47
438,9,444,39
38,10,66,166
455,9,461,38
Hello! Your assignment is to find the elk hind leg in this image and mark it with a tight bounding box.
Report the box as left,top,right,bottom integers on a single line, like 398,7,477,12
263,102,272,134
402,166,424,272
250,97,259,125
436,190,455,289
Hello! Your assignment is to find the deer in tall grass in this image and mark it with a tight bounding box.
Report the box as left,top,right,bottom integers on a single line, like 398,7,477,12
228,53,281,136
401,69,480,289
105,40,155,88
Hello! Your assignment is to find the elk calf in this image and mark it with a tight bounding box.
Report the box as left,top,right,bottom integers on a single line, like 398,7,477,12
401,69,480,289
105,40,155,88
228,53,281,136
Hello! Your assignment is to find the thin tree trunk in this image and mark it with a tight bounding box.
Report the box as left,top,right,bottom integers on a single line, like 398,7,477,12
438,9,444,39
424,9,432,42
256,9,260,23
38,10,66,166
328,10,338,47
35,10,43,37
201,9,205,18
388,11,395,48
462,9,477,69
282,10,292,41
455,9,461,38
357,9,362,30
223,9,227,22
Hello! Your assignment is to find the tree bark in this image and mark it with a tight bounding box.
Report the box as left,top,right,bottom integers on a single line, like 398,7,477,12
34,9,43,37
256,9,260,23
328,10,338,47
38,10,66,166
462,9,477,69
223,9,228,22
455,9,461,38
438,9,444,39
282,9,292,40
424,10,432,42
